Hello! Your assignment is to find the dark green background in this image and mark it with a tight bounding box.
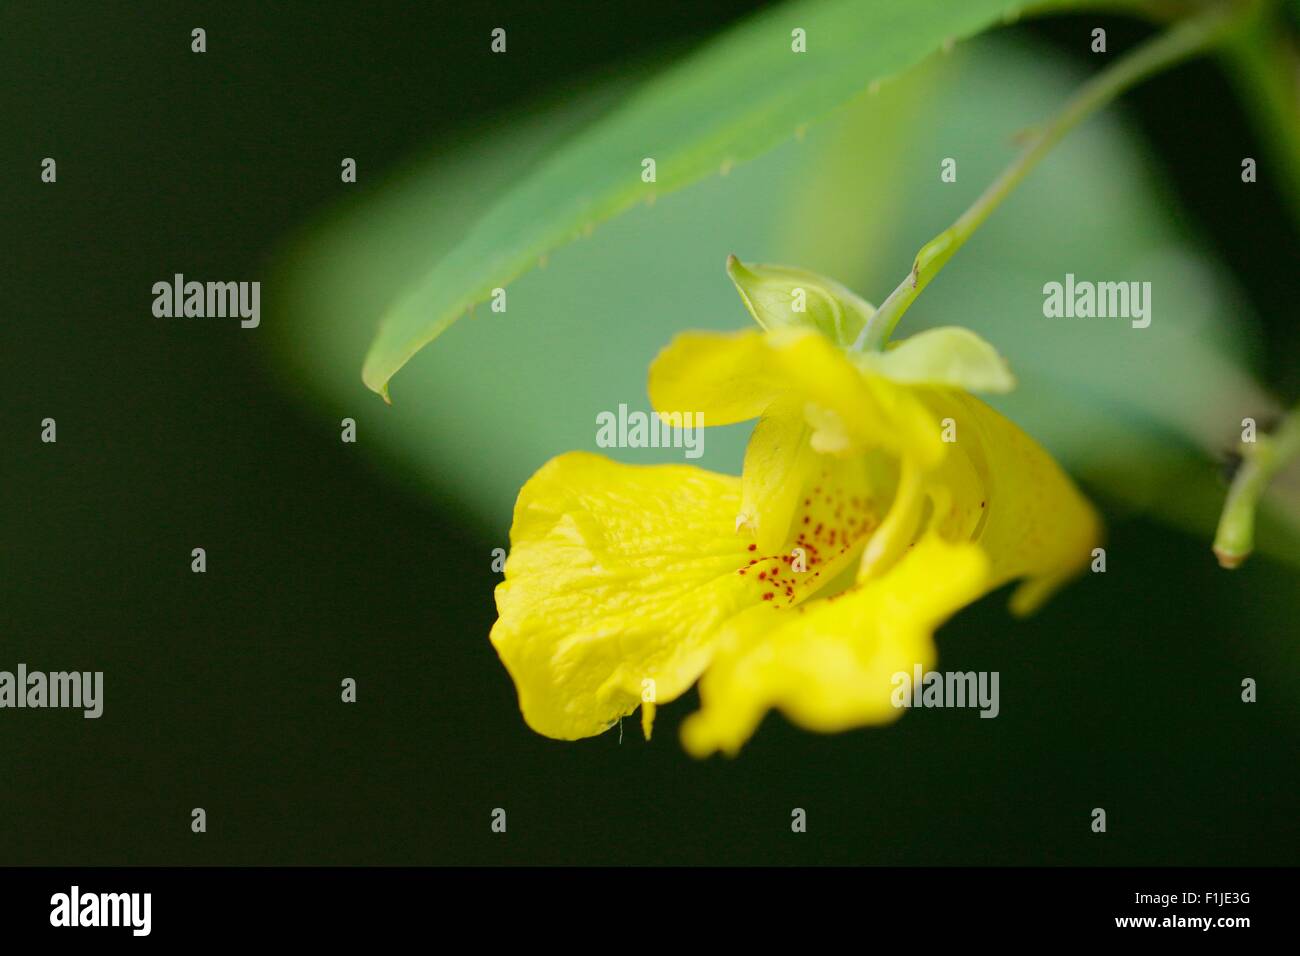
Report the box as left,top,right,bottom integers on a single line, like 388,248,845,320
2,0,1296,864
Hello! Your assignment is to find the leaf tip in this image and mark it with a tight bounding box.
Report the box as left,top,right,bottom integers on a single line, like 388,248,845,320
361,358,393,404
724,253,751,281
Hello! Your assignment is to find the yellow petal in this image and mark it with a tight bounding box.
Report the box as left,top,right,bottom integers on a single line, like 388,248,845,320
682,534,990,757
858,453,929,580
491,452,762,740
738,398,816,553
733,394,899,605
650,328,943,467
914,390,1101,614
648,330,777,427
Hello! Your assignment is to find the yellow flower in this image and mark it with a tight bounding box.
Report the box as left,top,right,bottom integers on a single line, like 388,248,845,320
490,263,1100,756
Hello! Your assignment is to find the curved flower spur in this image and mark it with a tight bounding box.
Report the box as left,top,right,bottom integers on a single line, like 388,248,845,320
490,258,1100,756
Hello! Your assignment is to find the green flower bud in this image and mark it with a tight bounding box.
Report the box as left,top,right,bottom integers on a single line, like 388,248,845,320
726,255,874,349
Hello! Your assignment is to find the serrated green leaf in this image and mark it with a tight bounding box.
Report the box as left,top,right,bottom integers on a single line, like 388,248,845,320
361,0,1084,397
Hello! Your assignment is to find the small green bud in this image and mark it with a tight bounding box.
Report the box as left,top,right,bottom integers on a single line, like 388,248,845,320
726,255,874,349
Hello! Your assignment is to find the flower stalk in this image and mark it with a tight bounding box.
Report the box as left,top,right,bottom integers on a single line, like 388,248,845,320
1214,404,1300,568
857,1,1252,351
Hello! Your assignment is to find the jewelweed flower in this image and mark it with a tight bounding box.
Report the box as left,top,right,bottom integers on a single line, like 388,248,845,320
491,259,1100,756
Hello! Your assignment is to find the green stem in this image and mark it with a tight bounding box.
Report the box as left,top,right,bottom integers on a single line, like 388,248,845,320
857,1,1251,351
1214,404,1300,568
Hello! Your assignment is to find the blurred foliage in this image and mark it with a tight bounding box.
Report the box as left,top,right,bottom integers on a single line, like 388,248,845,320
275,30,1299,567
